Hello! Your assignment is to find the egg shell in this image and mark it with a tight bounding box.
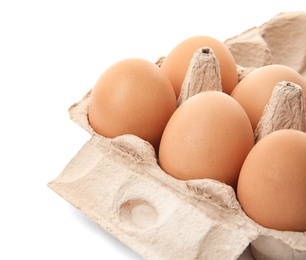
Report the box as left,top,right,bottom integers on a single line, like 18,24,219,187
158,91,254,189
88,58,177,153
160,35,238,98
231,64,306,130
237,129,306,232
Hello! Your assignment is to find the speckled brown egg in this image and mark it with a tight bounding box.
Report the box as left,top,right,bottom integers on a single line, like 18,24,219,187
231,64,306,131
88,58,177,153
158,91,254,189
160,35,238,98
237,129,306,232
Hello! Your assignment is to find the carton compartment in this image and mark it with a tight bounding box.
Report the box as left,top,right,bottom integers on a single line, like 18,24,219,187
49,129,255,259
251,235,306,260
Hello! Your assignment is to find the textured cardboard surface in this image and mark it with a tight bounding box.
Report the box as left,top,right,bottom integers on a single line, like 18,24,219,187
225,12,306,79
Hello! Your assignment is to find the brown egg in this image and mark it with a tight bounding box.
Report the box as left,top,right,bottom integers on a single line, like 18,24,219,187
88,58,177,153
231,64,306,130
237,129,306,232
160,36,238,98
158,91,254,189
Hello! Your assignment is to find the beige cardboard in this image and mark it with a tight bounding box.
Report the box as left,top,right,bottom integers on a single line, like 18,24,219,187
225,12,306,79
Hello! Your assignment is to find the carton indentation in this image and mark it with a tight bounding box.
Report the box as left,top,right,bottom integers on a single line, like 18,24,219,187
119,199,158,229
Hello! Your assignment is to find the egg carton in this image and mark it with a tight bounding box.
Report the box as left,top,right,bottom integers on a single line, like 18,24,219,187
48,12,306,260
224,11,306,79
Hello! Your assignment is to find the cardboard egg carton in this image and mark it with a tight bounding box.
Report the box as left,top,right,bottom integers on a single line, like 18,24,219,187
224,11,306,79
48,12,306,260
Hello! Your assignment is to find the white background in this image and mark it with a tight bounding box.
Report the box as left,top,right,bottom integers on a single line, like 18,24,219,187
1,1,305,259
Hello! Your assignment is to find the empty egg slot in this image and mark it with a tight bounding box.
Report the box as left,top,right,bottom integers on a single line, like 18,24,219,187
250,234,306,260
